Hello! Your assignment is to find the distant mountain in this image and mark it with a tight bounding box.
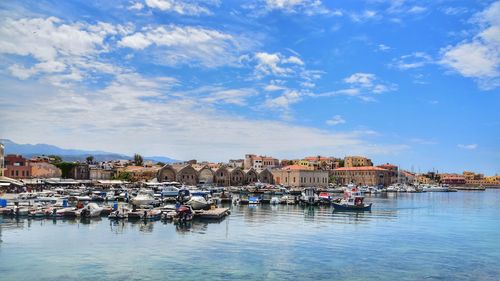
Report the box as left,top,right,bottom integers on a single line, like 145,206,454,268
0,139,179,163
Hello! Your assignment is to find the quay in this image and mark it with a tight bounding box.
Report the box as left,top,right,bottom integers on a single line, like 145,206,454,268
194,207,230,219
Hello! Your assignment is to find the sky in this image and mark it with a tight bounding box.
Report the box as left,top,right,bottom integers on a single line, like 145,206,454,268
0,0,499,175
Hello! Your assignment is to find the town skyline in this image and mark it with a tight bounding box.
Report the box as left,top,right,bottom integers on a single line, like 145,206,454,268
1,1,499,175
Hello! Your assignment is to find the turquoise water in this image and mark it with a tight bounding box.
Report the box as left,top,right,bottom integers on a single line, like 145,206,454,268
1,190,500,281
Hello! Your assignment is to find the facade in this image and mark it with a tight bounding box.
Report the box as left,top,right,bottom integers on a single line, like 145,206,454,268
229,167,245,185
257,169,274,184
89,168,114,180
194,165,215,184
0,143,4,176
303,156,341,170
244,168,258,184
244,154,279,170
331,166,392,186
228,159,244,168
173,165,198,185
29,162,62,178
4,154,31,179
344,156,373,168
440,174,466,185
117,165,159,182
71,164,90,180
272,165,328,187
157,165,177,182
213,166,231,186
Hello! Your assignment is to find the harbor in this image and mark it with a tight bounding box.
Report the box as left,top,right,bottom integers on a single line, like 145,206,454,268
1,189,499,281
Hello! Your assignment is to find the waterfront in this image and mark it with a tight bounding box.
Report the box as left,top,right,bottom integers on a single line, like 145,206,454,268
1,190,500,281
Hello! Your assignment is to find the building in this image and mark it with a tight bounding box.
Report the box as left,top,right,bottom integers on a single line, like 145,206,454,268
89,167,114,180
193,165,215,184
116,165,159,182
29,162,62,178
244,154,279,170
244,168,258,184
4,154,31,179
331,166,392,186
440,173,466,185
303,156,341,170
344,156,373,168
272,165,328,187
71,164,90,180
212,166,231,186
228,159,244,168
0,143,4,177
257,169,274,184
377,163,398,183
173,164,198,185
229,167,245,185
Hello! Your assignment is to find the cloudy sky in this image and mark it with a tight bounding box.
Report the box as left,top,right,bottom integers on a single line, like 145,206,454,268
0,0,499,174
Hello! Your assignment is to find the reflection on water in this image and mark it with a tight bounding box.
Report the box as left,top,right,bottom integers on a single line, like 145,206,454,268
1,190,500,281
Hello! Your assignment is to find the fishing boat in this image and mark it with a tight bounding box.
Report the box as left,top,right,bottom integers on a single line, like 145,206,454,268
79,203,103,218
131,189,156,206
332,187,372,211
318,192,332,204
248,196,262,204
300,188,319,206
161,185,180,197
187,196,209,210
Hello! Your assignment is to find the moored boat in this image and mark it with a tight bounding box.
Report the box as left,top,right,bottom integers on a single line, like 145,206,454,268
332,187,372,211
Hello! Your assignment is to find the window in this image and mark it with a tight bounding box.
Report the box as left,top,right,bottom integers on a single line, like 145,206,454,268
293,177,296,183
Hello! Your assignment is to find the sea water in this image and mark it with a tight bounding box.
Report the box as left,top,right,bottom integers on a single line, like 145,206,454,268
1,189,499,281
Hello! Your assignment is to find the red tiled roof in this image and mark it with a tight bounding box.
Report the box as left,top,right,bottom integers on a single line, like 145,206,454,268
334,166,388,171
282,165,314,171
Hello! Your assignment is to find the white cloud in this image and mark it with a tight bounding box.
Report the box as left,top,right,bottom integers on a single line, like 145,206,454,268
252,52,306,77
344,73,376,87
350,10,378,22
260,0,335,16
378,44,391,51
264,89,302,110
317,72,396,101
457,144,478,150
408,6,427,14
143,0,216,15
326,115,346,126
119,25,251,67
440,1,500,90
0,17,127,84
128,2,145,10
393,52,433,70
0,75,406,161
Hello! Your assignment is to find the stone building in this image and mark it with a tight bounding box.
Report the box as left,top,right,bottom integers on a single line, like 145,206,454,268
331,166,392,186
272,165,328,187
244,154,280,170
89,168,114,180
244,168,258,184
212,166,231,186
117,165,159,182
258,169,274,184
173,164,198,185
4,154,31,179
194,165,214,184
71,164,90,180
157,165,177,182
344,156,373,168
29,162,62,178
303,156,341,170
228,167,245,185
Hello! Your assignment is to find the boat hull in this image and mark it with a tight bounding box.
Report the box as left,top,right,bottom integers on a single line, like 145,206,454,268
332,202,372,211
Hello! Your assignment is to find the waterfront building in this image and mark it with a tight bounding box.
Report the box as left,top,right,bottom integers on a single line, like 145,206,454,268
29,162,62,178
4,154,31,179
89,167,114,180
303,156,341,170
172,164,198,185
70,164,90,180
244,154,280,170
440,173,466,185
377,163,398,183
228,167,245,185
228,159,244,168
193,165,215,184
212,166,231,186
157,164,177,182
0,143,4,177
344,156,373,168
272,165,328,187
331,166,391,186
257,169,274,184
117,165,159,182
243,168,258,184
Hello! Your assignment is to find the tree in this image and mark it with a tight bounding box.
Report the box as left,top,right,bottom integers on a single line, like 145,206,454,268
156,161,166,167
86,155,94,164
134,154,144,166
54,162,77,178
329,175,338,184
48,155,62,164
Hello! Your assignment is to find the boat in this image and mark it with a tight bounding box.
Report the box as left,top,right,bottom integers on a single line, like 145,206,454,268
105,191,116,201
332,187,372,211
270,197,280,205
187,196,209,210
79,203,103,218
318,192,332,204
300,188,319,206
131,189,156,206
248,196,262,204
145,209,162,220
108,207,130,219
161,185,180,197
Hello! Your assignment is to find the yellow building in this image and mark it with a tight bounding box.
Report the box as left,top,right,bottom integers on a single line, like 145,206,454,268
344,156,373,168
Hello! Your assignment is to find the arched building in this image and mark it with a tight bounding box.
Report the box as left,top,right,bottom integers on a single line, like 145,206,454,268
157,164,177,182
244,168,258,184
258,169,274,184
194,165,215,184
174,165,198,185
213,166,231,186
228,167,245,186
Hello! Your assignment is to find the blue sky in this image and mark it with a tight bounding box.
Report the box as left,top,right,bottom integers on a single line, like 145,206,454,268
0,0,499,174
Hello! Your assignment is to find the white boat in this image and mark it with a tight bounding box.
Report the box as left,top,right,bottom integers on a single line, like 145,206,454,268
131,189,156,206
332,187,372,211
105,191,116,201
187,196,209,210
161,186,180,197
300,188,319,205
270,197,280,205
79,203,103,218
